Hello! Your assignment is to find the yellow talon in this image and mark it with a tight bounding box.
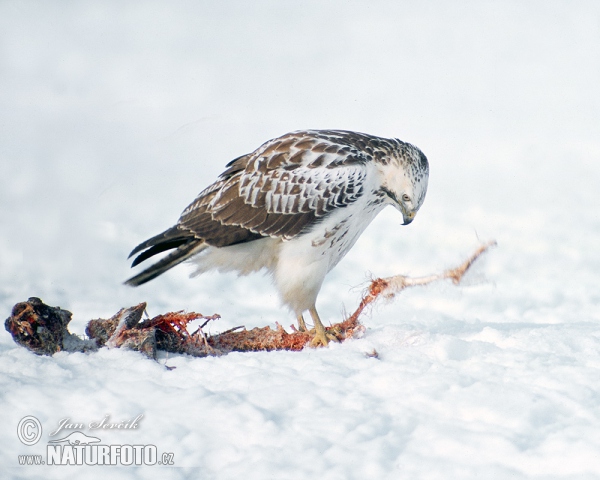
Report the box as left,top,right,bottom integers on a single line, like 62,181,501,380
306,306,339,347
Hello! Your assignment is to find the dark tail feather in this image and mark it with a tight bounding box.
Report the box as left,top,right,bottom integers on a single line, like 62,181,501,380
131,239,191,267
128,227,193,259
125,241,206,286
125,227,206,286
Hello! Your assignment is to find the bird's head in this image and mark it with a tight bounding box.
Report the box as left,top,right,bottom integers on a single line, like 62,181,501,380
377,141,429,225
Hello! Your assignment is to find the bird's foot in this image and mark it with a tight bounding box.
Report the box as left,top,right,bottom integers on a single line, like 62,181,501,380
303,307,341,347
297,314,308,333
308,326,341,347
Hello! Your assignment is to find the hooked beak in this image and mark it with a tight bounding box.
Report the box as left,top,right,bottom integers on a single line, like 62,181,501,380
402,210,416,225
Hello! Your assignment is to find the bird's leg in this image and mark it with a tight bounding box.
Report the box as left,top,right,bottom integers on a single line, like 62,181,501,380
297,314,308,332
308,306,339,347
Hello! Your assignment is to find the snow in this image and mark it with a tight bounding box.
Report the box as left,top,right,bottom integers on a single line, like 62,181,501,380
1,1,600,478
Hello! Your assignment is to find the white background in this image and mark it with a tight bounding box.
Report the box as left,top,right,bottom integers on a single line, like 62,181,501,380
1,1,599,478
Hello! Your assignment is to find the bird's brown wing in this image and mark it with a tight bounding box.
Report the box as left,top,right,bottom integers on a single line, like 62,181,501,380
178,130,371,243
126,130,388,285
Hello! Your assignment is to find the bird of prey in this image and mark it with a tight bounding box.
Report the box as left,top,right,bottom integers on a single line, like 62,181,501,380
126,130,429,346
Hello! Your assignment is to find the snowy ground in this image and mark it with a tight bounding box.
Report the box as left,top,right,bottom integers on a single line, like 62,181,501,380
1,2,600,479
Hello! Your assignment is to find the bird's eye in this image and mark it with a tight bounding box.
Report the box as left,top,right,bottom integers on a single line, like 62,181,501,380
402,194,411,203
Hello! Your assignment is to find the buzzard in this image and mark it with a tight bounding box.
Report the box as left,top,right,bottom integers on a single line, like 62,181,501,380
126,130,429,346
